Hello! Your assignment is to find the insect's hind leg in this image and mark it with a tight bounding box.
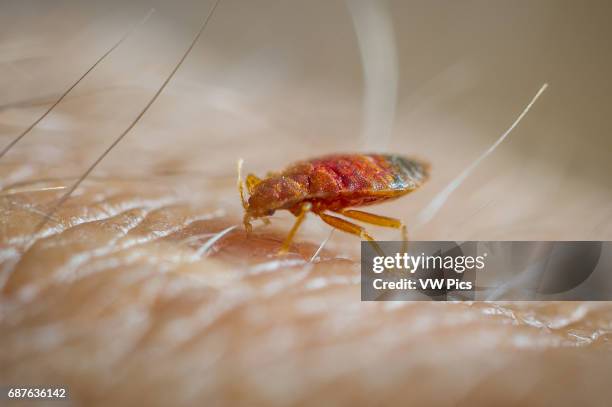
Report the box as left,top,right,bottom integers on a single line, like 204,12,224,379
318,212,385,256
279,203,312,255
336,209,408,252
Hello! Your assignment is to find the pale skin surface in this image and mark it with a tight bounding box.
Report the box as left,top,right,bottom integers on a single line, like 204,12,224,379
2,1,612,405
2,174,612,406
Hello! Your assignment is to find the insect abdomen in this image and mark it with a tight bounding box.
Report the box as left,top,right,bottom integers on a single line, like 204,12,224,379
307,154,427,193
250,154,429,214
277,153,429,211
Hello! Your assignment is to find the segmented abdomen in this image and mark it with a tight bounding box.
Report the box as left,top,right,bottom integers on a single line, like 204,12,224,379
282,153,429,209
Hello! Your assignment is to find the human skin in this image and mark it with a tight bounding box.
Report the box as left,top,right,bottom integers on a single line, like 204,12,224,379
2,171,612,406
2,1,612,405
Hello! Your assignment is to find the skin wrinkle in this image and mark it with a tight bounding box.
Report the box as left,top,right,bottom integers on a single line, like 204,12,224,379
110,277,202,355
50,208,151,281
122,280,250,359
7,189,249,251
4,193,182,246
163,263,356,350
6,208,149,294
5,198,63,225
8,204,230,293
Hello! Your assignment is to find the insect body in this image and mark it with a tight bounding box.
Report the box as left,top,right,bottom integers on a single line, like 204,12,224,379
238,153,429,254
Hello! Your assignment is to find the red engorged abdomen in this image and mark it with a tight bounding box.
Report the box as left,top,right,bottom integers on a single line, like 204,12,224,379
307,154,401,192
283,154,411,211
272,153,428,213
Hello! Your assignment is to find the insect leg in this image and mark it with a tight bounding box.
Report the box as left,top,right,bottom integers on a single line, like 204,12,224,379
318,212,377,240
279,203,312,255
318,212,385,256
336,209,408,252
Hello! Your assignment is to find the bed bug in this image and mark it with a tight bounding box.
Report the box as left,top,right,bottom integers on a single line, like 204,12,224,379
238,153,429,254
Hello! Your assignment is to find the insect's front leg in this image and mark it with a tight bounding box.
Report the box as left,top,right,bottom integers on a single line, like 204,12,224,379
243,213,253,234
278,202,312,255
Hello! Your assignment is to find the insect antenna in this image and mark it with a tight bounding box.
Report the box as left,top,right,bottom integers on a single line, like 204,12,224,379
0,8,156,161
237,158,255,233
27,0,223,242
237,158,248,210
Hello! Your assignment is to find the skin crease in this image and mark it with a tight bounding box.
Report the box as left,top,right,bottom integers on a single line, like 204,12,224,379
2,1,612,406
